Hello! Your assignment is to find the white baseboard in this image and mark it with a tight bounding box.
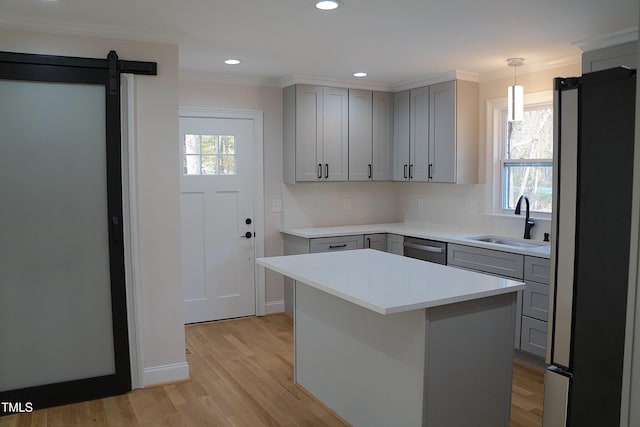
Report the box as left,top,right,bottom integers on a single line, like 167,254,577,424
265,300,285,314
143,362,190,386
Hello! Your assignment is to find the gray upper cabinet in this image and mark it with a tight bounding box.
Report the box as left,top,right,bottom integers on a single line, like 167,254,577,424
393,80,478,184
429,80,479,184
372,92,394,181
410,86,430,182
348,90,394,182
392,86,429,182
582,42,637,73
393,90,411,181
348,89,373,181
284,84,348,183
429,81,455,183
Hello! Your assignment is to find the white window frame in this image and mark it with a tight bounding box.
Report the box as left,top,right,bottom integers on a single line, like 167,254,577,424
487,90,553,219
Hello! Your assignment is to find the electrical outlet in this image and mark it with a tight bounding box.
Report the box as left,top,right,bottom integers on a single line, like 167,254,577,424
418,198,424,210
343,198,351,210
271,199,283,212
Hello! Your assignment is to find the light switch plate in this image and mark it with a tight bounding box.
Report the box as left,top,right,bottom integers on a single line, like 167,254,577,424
272,199,283,212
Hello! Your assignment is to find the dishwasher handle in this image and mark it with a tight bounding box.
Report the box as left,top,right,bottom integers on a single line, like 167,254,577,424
403,241,444,254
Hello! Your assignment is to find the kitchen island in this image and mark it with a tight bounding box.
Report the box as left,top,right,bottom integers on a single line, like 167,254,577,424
257,249,525,427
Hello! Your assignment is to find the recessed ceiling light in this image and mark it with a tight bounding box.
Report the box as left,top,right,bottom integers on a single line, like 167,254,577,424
353,72,368,78
315,0,342,11
224,59,241,65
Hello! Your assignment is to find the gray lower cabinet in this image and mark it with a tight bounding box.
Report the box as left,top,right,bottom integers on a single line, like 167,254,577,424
283,233,367,314
309,235,364,253
448,244,551,359
520,316,548,358
447,244,524,279
387,233,404,255
447,244,524,349
364,233,387,251
521,256,550,358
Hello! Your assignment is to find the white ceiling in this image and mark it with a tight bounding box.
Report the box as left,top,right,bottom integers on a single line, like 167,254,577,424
0,0,637,87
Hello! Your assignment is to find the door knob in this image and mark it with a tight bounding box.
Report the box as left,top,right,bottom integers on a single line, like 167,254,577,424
241,231,253,239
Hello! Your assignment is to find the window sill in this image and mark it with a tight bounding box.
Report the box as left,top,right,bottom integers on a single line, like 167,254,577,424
485,212,551,223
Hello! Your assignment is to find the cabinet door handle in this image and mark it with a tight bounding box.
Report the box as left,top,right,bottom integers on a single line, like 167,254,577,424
325,163,329,179
368,164,372,179
366,237,371,248
404,164,408,179
318,163,322,179
428,163,433,180
409,164,414,179
329,244,347,249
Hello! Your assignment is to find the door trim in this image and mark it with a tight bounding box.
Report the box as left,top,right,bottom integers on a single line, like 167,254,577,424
121,74,145,388
178,107,265,316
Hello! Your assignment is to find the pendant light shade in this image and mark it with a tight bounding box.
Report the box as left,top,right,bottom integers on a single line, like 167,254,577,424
507,58,524,122
508,84,524,121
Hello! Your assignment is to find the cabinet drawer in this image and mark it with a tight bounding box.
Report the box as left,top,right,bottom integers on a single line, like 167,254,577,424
524,256,550,283
521,316,547,358
523,281,550,321
309,235,364,253
447,244,524,279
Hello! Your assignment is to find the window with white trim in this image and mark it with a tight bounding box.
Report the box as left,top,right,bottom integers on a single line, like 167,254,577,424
496,98,553,214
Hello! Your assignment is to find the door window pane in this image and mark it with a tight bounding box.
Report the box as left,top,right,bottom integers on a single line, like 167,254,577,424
183,134,236,175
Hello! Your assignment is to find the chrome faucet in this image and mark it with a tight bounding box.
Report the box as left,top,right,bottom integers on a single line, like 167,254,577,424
515,195,535,239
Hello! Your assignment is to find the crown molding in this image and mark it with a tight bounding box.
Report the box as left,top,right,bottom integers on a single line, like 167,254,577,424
180,70,283,87
278,74,394,91
279,70,480,92
478,55,581,82
392,70,480,92
572,27,638,52
0,14,183,45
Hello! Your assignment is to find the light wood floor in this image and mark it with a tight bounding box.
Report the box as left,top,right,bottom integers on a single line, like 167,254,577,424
0,314,544,427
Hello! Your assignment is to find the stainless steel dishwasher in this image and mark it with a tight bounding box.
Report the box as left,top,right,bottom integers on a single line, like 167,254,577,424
403,237,447,264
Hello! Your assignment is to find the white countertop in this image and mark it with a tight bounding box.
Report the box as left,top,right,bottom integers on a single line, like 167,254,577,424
282,222,551,258
257,249,525,315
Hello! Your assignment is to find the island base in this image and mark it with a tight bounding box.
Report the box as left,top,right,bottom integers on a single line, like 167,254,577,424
295,283,516,427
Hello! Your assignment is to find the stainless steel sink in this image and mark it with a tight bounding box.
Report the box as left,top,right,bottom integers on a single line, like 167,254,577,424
466,235,549,249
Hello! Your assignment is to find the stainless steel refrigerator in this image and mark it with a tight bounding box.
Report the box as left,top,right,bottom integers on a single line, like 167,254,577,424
544,67,636,426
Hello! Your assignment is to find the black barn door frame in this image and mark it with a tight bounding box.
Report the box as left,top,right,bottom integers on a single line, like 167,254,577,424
0,50,156,413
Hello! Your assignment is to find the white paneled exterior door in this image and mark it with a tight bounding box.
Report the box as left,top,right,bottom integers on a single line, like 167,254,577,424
180,116,256,323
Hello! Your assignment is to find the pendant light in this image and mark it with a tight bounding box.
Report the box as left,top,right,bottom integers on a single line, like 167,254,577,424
507,58,524,122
